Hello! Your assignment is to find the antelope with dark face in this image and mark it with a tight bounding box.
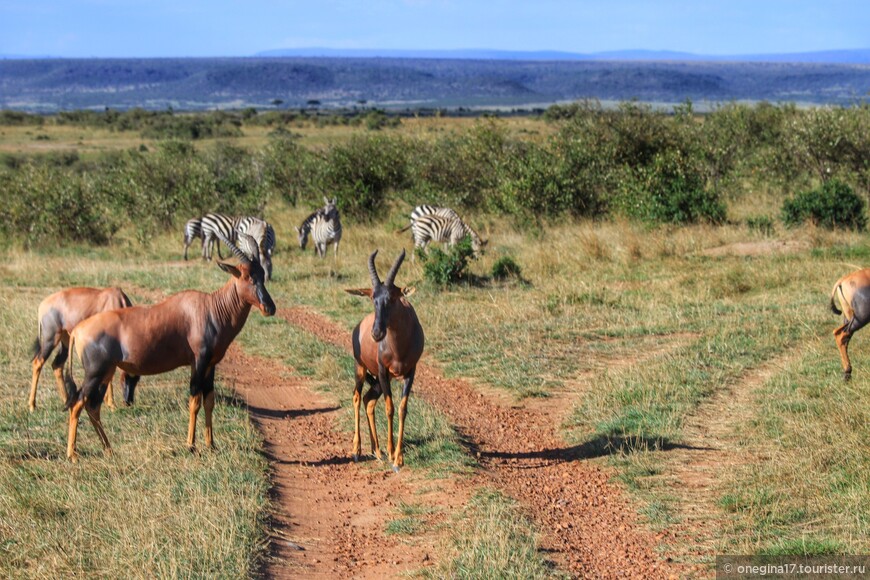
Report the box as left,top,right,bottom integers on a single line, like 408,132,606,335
63,234,275,462
346,249,424,471
831,268,870,380
29,287,133,412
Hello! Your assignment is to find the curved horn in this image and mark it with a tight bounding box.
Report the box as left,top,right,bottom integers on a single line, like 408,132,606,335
238,232,261,263
216,231,251,265
384,249,406,287
368,250,381,287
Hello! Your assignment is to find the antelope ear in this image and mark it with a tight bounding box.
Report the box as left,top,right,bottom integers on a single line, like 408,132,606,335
402,286,416,297
217,261,242,278
345,288,373,297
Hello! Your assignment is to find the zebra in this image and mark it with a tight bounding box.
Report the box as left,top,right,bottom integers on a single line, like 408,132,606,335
293,208,324,251
182,217,202,261
397,204,461,235
200,213,275,267
237,217,276,280
310,197,342,259
410,214,487,258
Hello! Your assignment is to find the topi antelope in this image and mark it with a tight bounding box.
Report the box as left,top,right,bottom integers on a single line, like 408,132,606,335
830,268,870,380
345,249,424,471
29,287,133,412
62,233,275,462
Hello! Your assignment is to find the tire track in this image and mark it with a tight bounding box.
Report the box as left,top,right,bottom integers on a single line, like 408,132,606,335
279,306,680,579
219,344,457,578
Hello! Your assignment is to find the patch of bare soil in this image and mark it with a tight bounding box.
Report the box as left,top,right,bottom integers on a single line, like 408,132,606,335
279,306,682,579
220,344,464,578
702,240,810,257
647,349,804,568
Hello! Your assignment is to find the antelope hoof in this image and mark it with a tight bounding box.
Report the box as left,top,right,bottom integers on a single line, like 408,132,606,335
68,453,79,464
28,404,36,413
104,448,113,457
353,454,360,462
844,371,852,382
392,464,401,473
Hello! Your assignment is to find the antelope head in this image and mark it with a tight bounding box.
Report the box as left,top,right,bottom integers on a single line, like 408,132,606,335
346,249,413,342
218,232,276,316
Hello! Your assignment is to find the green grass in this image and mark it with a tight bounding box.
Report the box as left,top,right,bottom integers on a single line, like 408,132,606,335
237,314,476,477
431,489,561,579
0,275,269,577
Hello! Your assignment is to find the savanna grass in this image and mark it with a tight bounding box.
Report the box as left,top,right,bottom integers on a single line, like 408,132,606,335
0,253,269,578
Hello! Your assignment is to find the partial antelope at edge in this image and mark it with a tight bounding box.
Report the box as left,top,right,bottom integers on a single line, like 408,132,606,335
345,249,424,472
830,268,870,381
29,287,133,412
62,233,275,462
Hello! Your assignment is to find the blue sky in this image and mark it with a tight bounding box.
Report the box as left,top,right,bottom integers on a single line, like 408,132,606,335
1,0,868,58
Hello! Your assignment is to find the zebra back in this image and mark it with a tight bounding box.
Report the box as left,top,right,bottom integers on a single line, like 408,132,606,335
412,214,485,255
410,205,460,223
201,212,241,244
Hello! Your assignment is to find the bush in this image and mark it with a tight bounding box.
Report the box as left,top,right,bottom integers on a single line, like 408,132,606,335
491,256,523,280
421,236,475,287
614,150,726,225
321,134,408,220
781,180,867,230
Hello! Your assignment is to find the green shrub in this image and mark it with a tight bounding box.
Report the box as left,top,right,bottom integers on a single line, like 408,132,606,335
781,180,867,230
615,150,726,225
421,236,474,287
491,256,523,280
322,134,408,220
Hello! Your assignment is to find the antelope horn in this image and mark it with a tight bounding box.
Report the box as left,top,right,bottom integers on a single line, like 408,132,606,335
238,232,261,263
216,231,251,265
368,250,381,287
384,249,406,287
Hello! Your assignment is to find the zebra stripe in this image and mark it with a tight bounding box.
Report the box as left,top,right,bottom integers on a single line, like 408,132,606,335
236,217,276,280
311,203,342,259
182,217,202,261
410,204,460,223
411,214,485,256
200,213,241,261
294,209,324,250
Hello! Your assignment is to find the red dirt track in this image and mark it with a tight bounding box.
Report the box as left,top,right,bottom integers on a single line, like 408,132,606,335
272,306,680,579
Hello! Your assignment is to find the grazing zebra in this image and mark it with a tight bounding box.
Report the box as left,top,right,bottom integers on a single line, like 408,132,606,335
311,198,342,259
200,213,274,264
182,217,202,261
294,208,324,251
200,212,239,261
411,214,486,257
237,217,276,280
397,204,461,234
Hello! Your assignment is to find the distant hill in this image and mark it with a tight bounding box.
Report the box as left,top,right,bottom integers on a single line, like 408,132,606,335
1,56,869,112
257,47,870,64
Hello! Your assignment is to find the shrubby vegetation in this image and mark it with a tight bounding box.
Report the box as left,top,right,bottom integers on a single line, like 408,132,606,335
2,101,870,246
781,180,867,231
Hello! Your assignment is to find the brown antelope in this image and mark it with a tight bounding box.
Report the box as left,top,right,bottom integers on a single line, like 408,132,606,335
831,268,870,380
29,287,133,412
345,249,424,471
63,233,275,462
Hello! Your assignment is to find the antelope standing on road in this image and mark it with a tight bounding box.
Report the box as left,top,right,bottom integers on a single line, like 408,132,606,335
63,233,275,462
29,287,133,412
346,249,424,471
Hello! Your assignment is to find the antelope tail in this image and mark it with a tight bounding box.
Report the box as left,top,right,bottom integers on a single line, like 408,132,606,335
30,319,41,362
831,283,844,316
396,223,412,234
64,333,79,410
